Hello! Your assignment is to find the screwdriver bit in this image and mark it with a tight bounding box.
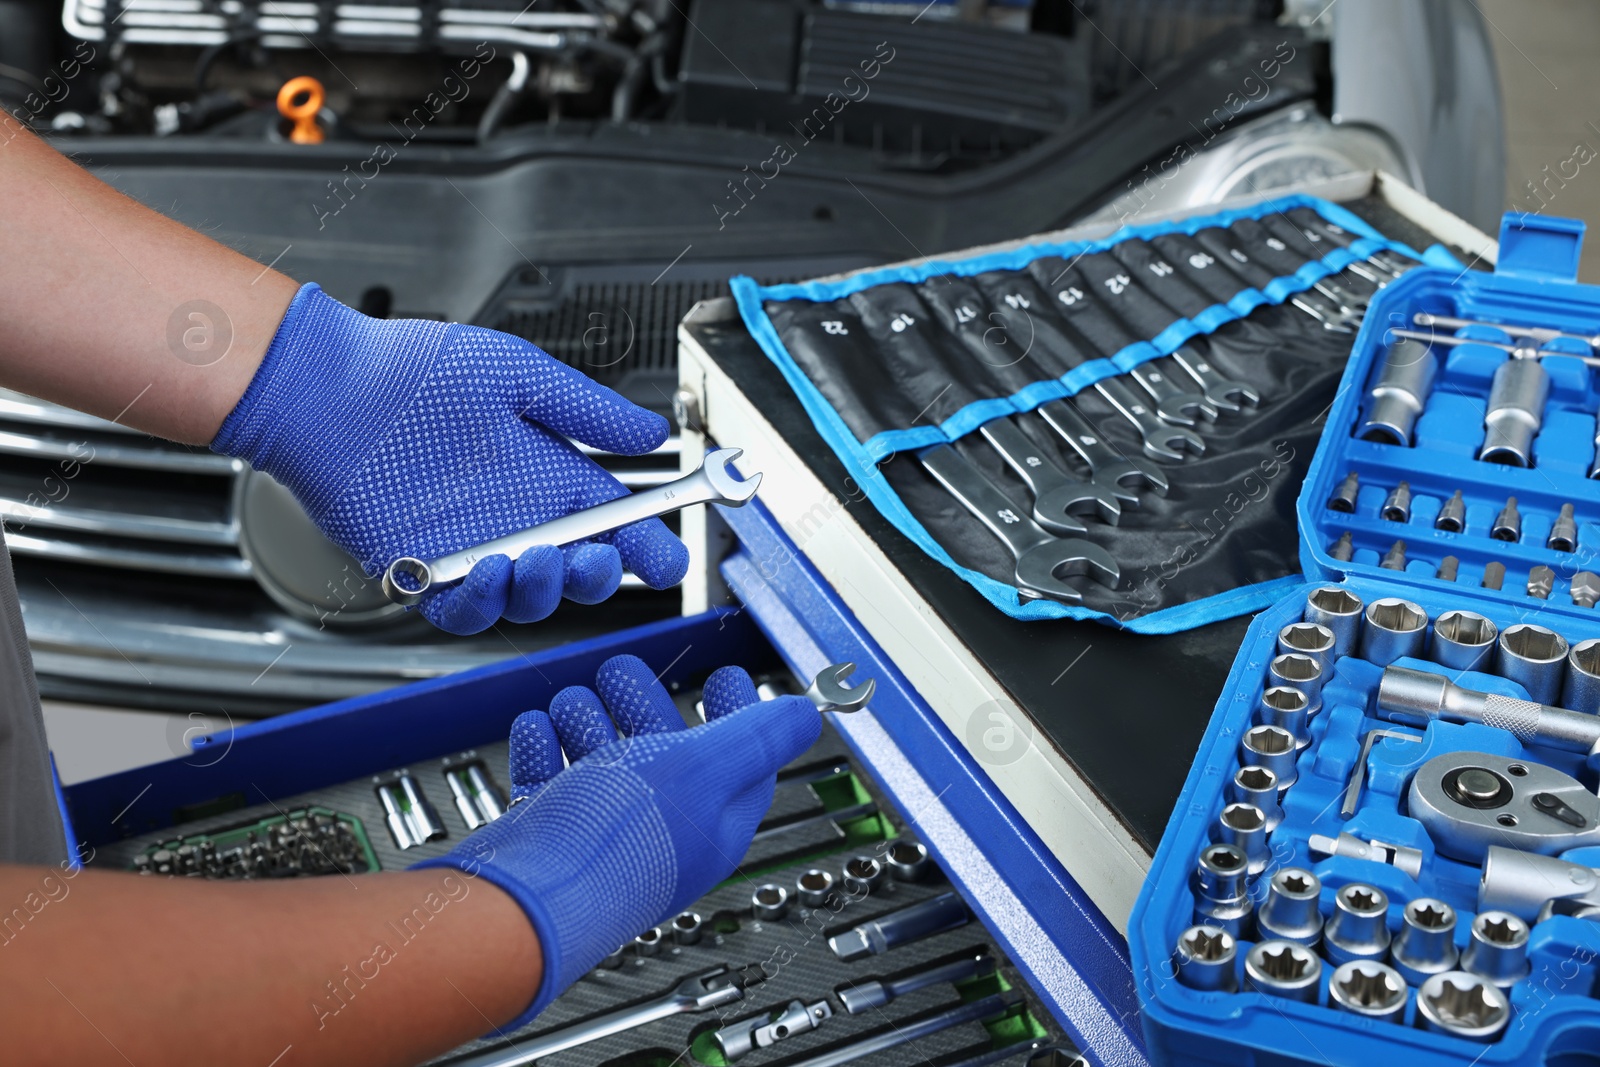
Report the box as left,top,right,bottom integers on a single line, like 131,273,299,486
1381,482,1412,523
1381,541,1407,571
1437,556,1459,582
1435,490,1466,533
1574,572,1600,609
1482,561,1506,591
1528,565,1555,600
1548,503,1578,552
1329,531,1354,562
1491,497,1521,542
1328,472,1360,513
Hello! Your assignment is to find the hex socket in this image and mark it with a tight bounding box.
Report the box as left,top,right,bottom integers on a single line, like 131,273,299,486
1429,610,1498,672
1192,844,1252,937
1244,940,1322,1003
634,927,663,956
671,911,704,946
1258,686,1314,748
1279,622,1336,671
1480,357,1549,467
1496,623,1569,705
1461,911,1530,987
885,841,930,883
1359,598,1427,666
1563,639,1600,714
1175,925,1238,992
1240,725,1298,789
1257,867,1323,946
1305,586,1363,658
1323,883,1391,965
1359,338,1436,446
797,868,836,908
1228,765,1284,831
1268,653,1324,703
752,883,789,923
1416,972,1511,1041
1214,802,1269,874
842,856,885,896
1329,960,1407,1021
1390,898,1458,987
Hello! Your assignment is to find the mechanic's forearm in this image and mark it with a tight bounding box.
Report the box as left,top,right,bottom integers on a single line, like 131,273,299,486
0,115,298,444
1,866,541,1067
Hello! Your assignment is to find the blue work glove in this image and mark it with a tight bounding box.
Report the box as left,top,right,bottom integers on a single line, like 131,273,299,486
414,654,821,1028
213,283,689,635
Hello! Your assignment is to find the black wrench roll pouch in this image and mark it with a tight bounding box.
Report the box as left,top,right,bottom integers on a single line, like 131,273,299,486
731,195,1460,629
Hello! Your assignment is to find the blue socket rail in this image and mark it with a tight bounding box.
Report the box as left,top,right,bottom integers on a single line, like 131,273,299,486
1129,214,1600,1066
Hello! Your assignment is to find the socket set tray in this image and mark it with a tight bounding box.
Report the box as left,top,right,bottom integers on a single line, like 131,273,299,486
1128,213,1600,1066
94,683,1076,1067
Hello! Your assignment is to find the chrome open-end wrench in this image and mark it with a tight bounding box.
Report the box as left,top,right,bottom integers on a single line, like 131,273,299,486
1170,343,1260,412
449,966,751,1067
805,663,875,713
1036,400,1168,501
1093,377,1204,463
920,444,1118,604
978,417,1120,530
383,447,760,606
1127,360,1215,424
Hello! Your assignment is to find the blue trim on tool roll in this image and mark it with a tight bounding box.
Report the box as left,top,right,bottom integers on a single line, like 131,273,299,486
717,495,1149,1067
728,194,1465,626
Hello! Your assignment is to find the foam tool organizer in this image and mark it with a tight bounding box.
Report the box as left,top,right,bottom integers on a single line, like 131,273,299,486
1129,214,1600,1065
732,195,1462,630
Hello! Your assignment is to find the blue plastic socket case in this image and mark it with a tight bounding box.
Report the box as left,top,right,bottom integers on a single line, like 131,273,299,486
1129,213,1600,1066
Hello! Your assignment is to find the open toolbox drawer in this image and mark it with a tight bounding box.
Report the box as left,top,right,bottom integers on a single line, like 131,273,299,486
61,494,1137,1066
1129,213,1600,1065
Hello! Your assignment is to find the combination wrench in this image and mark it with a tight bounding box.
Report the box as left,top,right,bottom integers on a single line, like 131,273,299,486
805,663,875,713
978,417,1121,530
383,447,760,606
1035,399,1168,501
920,444,1118,604
447,966,752,1067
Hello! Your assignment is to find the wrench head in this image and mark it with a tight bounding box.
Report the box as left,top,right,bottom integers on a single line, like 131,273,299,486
1015,539,1119,604
1096,458,1169,500
1139,423,1205,464
805,662,876,713
1200,378,1260,412
673,966,748,1010
702,447,763,505
1153,390,1217,426
1033,482,1121,531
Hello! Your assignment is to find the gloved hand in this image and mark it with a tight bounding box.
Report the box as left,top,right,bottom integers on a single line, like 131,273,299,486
212,283,688,635
414,654,821,1028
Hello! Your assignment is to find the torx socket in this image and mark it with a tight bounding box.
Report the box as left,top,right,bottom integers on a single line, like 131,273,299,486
1305,585,1363,657
841,856,885,897
1229,766,1284,831
1192,844,1252,937
1268,653,1324,703
1480,356,1550,467
1461,911,1530,988
1258,686,1314,749
1430,610,1498,671
1380,540,1407,571
1279,621,1336,671
1359,338,1437,446
1323,883,1391,965
827,891,969,961
671,911,704,946
1564,639,1600,714
1496,623,1569,705
1381,481,1412,523
1244,941,1322,1003
1416,972,1511,1042
1175,925,1238,992
797,869,836,908
1549,503,1579,552
1328,471,1360,513
1491,497,1522,542
1329,532,1354,562
1435,489,1467,532
885,841,930,883
1359,597,1428,666
1437,555,1460,582
1483,561,1506,590
752,883,790,923
1214,802,1270,874
1241,725,1298,790
1257,867,1323,946
1329,960,1407,1021
634,927,663,956
1390,898,1459,987
1528,564,1556,601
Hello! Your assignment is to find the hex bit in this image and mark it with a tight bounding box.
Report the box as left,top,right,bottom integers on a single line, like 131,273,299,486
1436,555,1459,582
1381,481,1412,523
1434,489,1466,532
1329,531,1354,562
1491,497,1522,542
1527,565,1555,601
1549,503,1578,552
1328,471,1360,512
1482,561,1506,590
1380,540,1407,571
